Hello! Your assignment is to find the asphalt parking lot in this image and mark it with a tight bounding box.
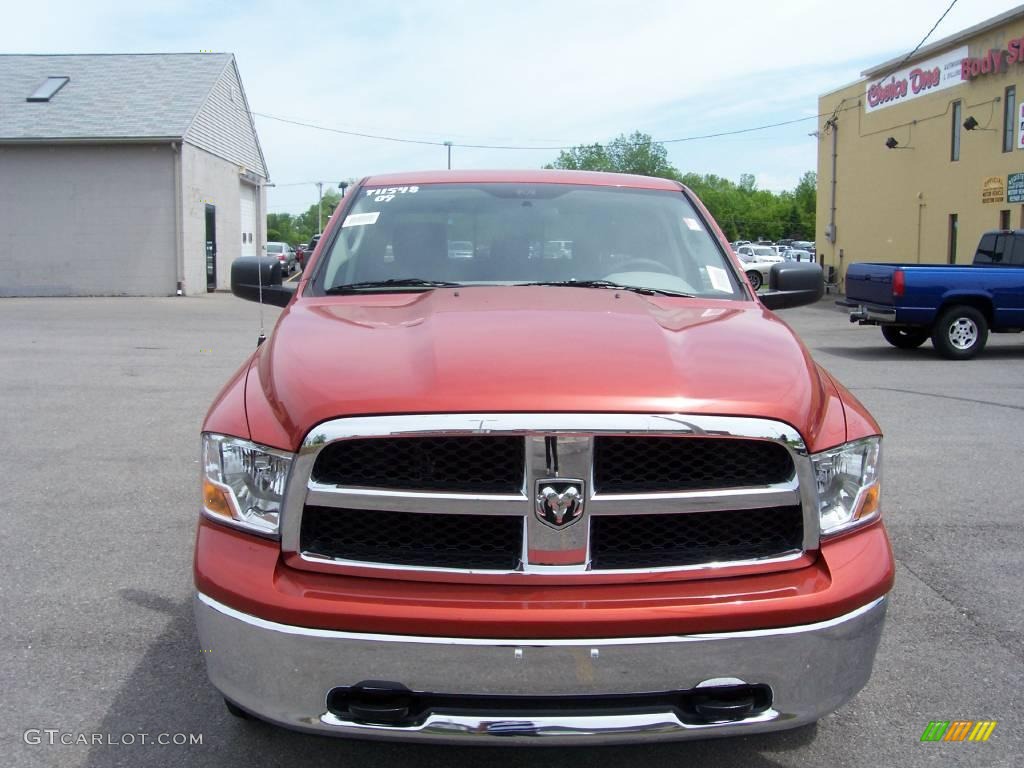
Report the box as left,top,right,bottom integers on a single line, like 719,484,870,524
2,293,1022,768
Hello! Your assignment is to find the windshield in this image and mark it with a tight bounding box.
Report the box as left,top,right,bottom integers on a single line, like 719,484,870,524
266,243,284,254
310,183,745,299
753,247,775,257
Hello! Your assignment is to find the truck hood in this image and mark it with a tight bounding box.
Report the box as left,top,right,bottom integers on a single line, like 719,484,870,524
245,287,835,450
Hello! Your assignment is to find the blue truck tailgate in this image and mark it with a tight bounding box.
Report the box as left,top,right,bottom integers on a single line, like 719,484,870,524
845,263,899,306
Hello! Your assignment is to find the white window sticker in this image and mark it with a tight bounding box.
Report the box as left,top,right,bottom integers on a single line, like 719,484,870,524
342,211,380,228
683,217,703,232
706,266,732,292
363,186,418,203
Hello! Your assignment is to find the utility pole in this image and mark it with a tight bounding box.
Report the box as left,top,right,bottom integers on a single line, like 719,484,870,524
316,181,324,234
444,141,452,170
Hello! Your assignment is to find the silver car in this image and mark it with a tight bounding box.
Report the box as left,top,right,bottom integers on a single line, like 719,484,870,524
266,242,298,275
736,251,777,291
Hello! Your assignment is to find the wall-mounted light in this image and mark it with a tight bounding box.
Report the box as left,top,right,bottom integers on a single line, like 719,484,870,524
963,115,994,131
885,137,899,149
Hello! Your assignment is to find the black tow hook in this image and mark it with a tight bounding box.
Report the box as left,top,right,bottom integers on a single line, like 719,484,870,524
693,696,756,721
328,681,414,726
685,684,772,723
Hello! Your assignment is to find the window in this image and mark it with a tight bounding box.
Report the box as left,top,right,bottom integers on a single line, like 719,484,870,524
975,233,1008,264
1000,209,1011,230
1014,236,1024,265
27,76,69,102
951,101,962,161
314,183,746,299
1004,86,1017,153
948,214,958,264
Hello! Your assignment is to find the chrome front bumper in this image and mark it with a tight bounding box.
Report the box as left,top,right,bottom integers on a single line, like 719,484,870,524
195,593,888,744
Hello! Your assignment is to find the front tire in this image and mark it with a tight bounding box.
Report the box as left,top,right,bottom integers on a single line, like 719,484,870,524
746,271,763,291
931,305,988,360
881,326,929,349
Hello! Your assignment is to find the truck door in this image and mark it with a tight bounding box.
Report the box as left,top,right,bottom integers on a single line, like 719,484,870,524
1010,234,1024,265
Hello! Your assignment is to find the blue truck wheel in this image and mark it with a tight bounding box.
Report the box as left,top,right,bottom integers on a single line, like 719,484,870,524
931,306,988,360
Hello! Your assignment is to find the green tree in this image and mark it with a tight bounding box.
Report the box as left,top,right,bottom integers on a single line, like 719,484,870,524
267,212,300,245
793,171,816,216
674,170,816,241
294,191,342,242
546,131,681,180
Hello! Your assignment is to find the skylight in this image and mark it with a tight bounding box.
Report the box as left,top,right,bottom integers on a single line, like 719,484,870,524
27,77,70,102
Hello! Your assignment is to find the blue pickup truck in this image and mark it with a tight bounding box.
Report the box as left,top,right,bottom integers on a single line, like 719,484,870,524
841,230,1024,359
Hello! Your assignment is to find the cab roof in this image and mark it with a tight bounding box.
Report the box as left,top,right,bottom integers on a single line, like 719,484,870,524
361,168,685,190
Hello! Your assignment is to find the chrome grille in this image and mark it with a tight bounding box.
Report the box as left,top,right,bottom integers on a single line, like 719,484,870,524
593,436,794,492
312,436,524,493
590,505,803,569
282,414,818,581
301,506,523,569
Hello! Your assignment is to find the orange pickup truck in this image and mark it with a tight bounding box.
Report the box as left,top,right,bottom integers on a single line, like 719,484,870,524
195,169,893,744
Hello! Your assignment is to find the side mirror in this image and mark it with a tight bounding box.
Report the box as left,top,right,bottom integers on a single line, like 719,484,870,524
230,257,296,308
760,262,823,310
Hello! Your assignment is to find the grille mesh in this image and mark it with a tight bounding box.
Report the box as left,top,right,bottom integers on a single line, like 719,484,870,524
301,506,523,569
312,436,524,493
590,505,803,569
593,437,794,493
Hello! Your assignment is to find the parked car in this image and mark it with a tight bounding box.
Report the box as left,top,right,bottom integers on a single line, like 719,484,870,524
736,250,777,290
306,233,322,263
841,229,1024,359
737,245,784,264
201,169,891,745
785,249,814,263
265,242,297,275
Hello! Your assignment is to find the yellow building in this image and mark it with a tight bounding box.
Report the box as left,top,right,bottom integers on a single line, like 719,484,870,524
816,6,1024,291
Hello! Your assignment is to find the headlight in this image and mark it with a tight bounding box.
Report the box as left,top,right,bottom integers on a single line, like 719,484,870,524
201,433,293,536
811,437,881,537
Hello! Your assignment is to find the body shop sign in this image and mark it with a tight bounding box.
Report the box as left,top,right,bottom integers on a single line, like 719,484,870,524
982,176,1005,204
865,46,967,113
1007,173,1024,204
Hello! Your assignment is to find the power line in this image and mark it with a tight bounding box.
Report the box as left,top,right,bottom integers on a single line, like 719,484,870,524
828,0,960,126
252,105,853,153
252,110,449,147
884,0,960,79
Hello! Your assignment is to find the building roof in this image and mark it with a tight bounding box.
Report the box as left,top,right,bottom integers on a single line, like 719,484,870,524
861,4,1024,78
0,53,235,142
362,169,684,189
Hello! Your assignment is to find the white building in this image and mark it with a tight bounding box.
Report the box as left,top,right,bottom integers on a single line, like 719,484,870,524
0,53,269,296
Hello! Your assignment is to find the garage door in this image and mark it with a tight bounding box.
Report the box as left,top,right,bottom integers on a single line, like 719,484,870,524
0,146,177,296
240,183,257,257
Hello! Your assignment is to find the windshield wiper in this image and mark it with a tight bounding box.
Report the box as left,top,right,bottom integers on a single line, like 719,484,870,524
516,280,694,298
325,278,462,294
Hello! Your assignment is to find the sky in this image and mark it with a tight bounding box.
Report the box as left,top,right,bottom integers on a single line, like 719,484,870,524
5,0,1024,215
